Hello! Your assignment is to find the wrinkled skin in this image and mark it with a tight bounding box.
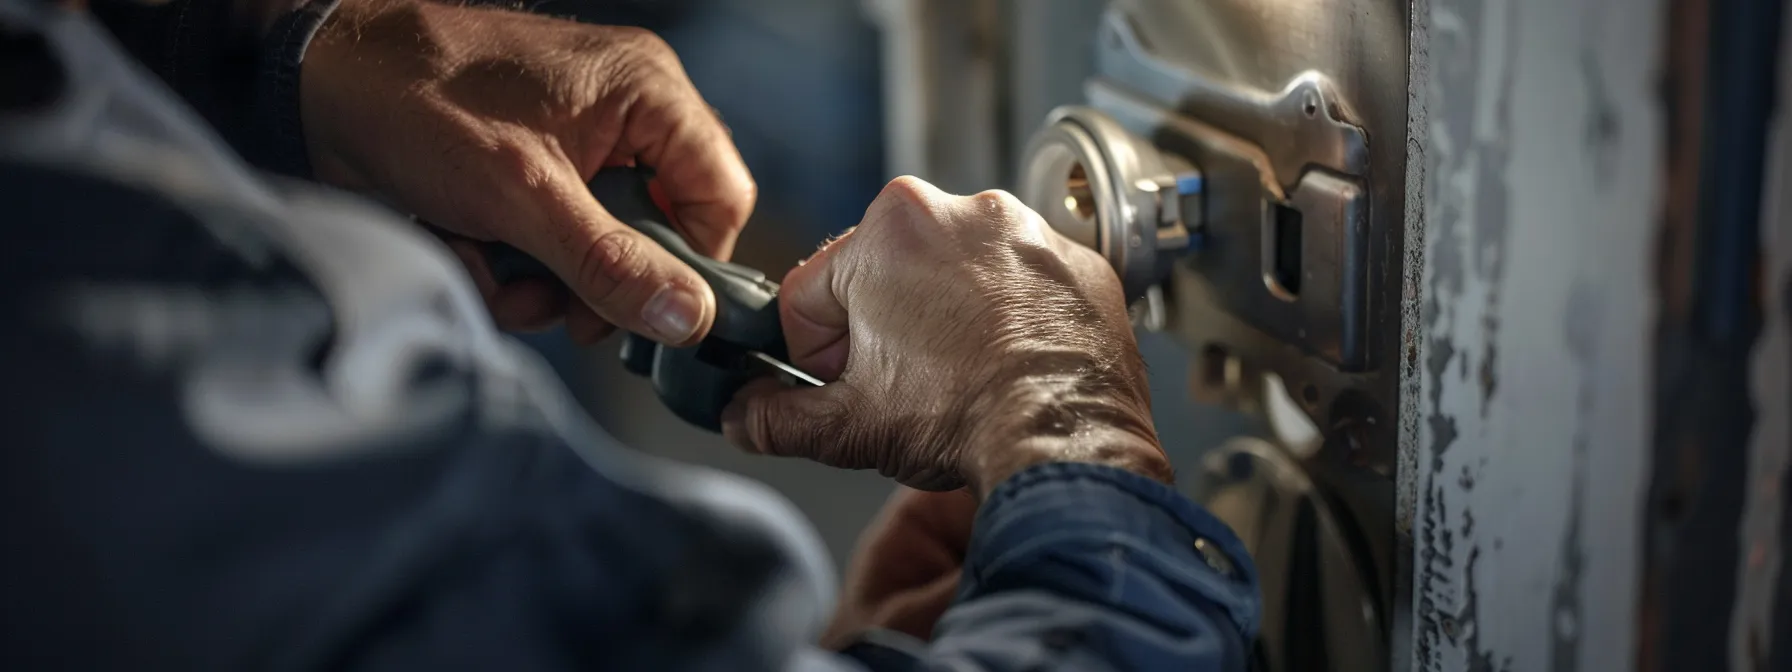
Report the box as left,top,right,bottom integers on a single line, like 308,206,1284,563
731,178,1174,643
722,177,1171,497
298,4,1172,644
302,0,754,346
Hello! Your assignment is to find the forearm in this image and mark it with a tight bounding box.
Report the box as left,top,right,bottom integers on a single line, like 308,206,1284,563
87,0,338,177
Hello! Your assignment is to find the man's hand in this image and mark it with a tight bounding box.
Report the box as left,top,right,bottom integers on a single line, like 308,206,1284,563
721,177,1171,497
301,0,755,346
821,487,977,649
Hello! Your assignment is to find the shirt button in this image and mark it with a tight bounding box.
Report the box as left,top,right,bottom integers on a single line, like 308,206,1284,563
1195,537,1237,579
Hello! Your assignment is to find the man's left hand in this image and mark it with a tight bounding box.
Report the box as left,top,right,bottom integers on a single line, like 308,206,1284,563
301,0,756,346
822,487,979,650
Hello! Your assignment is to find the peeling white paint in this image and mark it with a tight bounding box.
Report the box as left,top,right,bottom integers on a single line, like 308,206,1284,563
1410,0,1660,670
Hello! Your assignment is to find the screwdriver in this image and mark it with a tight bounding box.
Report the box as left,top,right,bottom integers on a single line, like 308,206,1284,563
481,166,821,431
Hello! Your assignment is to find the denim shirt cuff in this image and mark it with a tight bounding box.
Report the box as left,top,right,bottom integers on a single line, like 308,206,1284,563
969,461,1262,638
254,0,339,179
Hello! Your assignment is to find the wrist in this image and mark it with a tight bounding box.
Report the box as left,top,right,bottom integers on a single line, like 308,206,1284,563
960,363,1171,499
299,0,429,188
966,431,1171,501
246,0,318,37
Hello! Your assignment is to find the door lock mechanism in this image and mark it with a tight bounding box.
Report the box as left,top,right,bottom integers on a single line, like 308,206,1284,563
1012,5,1405,672
1018,105,1204,303
1018,8,1376,373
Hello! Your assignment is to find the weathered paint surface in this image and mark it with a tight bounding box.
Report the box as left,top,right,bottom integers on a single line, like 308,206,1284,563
1393,1,1434,669
1406,0,1661,670
1737,7,1792,666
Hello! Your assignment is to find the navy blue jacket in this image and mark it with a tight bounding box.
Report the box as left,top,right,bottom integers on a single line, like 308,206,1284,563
0,2,1261,669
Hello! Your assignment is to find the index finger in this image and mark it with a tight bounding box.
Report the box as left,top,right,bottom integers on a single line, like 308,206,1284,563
622,91,756,261
777,228,856,381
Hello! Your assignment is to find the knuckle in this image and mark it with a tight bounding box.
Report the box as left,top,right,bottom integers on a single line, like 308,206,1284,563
828,391,884,466
878,175,935,212
829,384,869,419
736,177,760,215
573,229,648,306
716,176,758,230
870,177,950,242
971,188,1023,213
746,397,778,453
613,26,675,60
972,189,1043,238
757,389,859,462
750,397,804,457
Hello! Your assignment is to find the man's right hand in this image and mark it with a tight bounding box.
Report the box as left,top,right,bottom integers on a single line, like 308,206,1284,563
721,177,1172,498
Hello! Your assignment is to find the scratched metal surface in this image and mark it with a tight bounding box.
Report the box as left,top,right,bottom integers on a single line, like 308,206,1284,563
1405,1,1662,671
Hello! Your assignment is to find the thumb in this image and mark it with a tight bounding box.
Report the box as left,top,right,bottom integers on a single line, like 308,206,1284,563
518,164,716,346
721,379,860,463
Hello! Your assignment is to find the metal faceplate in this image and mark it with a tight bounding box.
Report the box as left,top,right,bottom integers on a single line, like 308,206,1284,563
1013,2,1412,671
1199,438,1386,672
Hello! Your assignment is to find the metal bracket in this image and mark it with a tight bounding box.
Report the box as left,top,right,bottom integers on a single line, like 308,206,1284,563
1198,437,1386,672
1093,7,1369,187
1091,82,1373,371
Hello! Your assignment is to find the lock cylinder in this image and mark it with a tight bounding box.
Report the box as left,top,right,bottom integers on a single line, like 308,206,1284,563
1017,106,1202,301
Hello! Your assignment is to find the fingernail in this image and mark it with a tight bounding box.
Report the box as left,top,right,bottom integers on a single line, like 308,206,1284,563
642,284,702,343
719,402,755,452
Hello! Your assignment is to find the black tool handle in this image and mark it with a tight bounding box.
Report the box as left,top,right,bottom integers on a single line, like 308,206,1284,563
478,166,790,432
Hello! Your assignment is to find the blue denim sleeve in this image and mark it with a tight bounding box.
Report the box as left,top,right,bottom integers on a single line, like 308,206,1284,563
837,462,1261,672
88,0,336,179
